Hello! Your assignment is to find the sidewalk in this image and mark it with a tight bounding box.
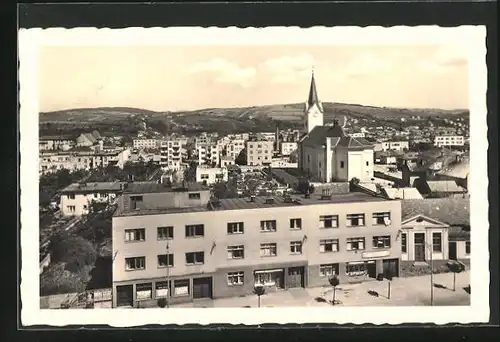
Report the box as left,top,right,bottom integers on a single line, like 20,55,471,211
171,271,470,308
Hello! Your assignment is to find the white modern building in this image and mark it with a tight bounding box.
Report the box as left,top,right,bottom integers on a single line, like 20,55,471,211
280,142,298,156
160,139,186,170
434,135,465,147
246,140,273,166
374,141,409,152
197,143,220,167
195,166,229,185
133,139,161,150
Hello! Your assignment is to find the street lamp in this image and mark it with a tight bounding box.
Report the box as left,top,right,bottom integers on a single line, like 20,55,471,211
424,242,434,306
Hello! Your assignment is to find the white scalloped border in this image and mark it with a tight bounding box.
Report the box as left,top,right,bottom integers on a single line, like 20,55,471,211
19,26,489,326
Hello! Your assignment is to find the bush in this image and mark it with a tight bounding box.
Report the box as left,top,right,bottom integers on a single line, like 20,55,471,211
49,233,97,273
157,298,167,308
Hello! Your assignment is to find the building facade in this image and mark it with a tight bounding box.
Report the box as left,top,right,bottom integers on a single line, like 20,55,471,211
196,143,220,167
280,142,298,156
195,166,229,185
227,139,246,160
246,140,273,166
111,192,402,308
374,141,409,152
434,135,465,147
133,139,161,150
160,139,186,170
60,181,124,216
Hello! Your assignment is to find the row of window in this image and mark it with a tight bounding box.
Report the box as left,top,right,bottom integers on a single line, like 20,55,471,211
65,192,109,200
124,235,393,270
123,213,392,242
400,232,471,254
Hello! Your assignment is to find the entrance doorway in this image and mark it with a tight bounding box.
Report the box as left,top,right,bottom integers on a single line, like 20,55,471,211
414,233,426,262
383,258,399,277
116,285,133,307
449,241,457,260
366,261,377,278
193,277,213,299
287,267,305,288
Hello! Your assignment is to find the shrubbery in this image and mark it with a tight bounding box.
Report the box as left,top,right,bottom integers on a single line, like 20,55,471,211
49,232,97,273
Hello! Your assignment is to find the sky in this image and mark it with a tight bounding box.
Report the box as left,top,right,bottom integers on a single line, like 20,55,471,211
38,45,469,112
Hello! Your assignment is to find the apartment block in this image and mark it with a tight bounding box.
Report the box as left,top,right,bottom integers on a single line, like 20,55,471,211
246,140,273,166
227,139,246,160
133,139,161,150
112,190,401,308
196,143,220,167
160,140,186,170
434,135,465,147
374,141,409,152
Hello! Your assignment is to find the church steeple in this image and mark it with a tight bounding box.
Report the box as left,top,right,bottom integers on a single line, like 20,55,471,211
307,68,320,108
304,68,324,134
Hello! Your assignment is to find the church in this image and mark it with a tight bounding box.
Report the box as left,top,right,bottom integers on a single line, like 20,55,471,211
297,71,375,183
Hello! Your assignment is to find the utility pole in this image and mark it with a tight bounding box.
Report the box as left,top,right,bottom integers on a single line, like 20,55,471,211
166,241,170,308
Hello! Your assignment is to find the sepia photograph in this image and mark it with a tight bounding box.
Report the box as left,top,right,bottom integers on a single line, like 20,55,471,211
19,26,489,326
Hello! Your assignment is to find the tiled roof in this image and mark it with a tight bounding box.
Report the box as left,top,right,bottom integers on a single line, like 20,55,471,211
82,133,98,143
401,198,470,226
300,126,346,147
336,136,373,149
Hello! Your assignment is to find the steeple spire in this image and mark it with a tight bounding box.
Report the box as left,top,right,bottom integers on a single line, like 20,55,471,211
307,68,320,107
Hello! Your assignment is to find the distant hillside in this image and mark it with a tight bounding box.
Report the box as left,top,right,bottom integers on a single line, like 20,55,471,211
39,103,468,123
39,103,469,137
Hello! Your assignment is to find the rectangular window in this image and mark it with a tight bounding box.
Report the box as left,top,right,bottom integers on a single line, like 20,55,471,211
227,222,244,234
130,195,143,202
319,215,338,228
157,226,173,240
227,245,245,259
346,237,365,251
185,251,204,265
401,233,407,253
136,283,152,300
347,214,365,227
260,243,277,257
372,235,391,249
201,174,209,179
66,205,76,213
432,232,442,252
227,271,244,286
173,279,190,296
157,254,174,268
290,218,302,230
67,193,75,200
125,256,145,271
319,263,339,277
340,161,345,168
319,239,339,253
125,228,145,242
188,193,201,199
155,281,171,298
465,241,471,254
185,224,204,238
290,241,303,254
260,220,277,232
346,263,367,276
372,212,391,225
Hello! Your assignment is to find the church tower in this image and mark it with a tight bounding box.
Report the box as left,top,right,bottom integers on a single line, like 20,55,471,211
304,69,324,134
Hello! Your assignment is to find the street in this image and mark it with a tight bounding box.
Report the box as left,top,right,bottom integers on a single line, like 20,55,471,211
171,271,470,308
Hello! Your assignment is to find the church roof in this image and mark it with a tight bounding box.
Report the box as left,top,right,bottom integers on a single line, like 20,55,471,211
307,73,320,107
300,125,374,150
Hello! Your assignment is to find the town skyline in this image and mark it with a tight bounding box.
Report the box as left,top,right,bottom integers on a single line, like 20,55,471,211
38,44,469,113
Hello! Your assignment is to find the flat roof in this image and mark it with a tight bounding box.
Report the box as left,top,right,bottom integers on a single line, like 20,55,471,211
61,181,124,193
114,192,390,218
123,181,210,194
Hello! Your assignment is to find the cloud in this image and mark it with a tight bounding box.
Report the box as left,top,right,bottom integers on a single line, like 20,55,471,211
417,45,468,72
263,53,315,84
187,58,256,87
343,52,392,78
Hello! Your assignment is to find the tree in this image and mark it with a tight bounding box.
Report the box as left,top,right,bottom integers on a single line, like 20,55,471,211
296,178,314,195
48,232,97,273
235,148,247,165
253,285,266,308
448,261,464,291
328,275,340,305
